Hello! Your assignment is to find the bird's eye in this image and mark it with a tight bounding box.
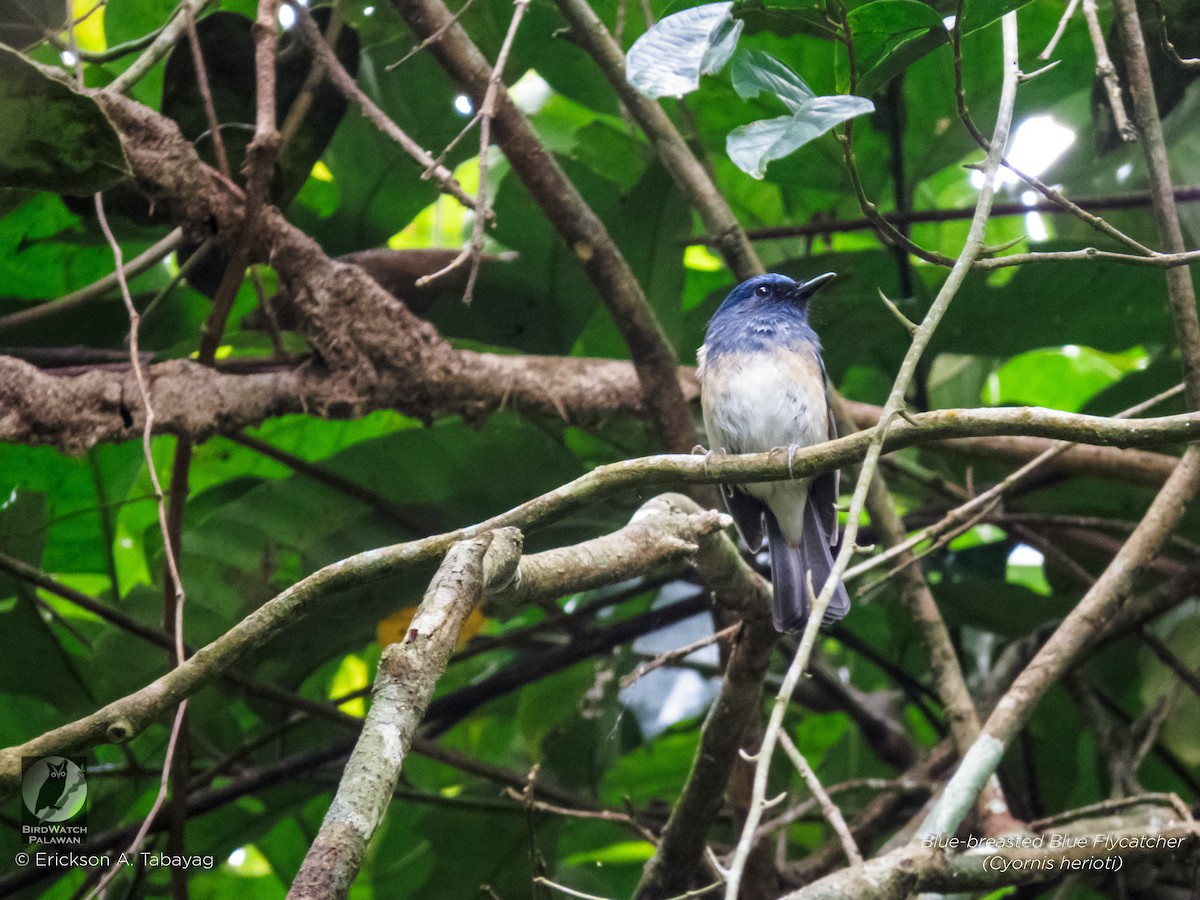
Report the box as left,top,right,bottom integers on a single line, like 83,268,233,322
754,285,771,297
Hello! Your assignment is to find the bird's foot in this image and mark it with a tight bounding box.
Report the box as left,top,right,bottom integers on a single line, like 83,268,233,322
786,443,801,480
694,444,722,478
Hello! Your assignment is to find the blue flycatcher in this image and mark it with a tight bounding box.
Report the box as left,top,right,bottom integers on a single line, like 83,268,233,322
698,272,850,632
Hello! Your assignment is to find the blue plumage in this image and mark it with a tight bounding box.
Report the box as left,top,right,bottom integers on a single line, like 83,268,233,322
698,273,850,632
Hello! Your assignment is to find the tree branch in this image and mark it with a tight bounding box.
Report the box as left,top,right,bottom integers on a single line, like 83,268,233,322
1112,0,1200,406
289,4,477,209
680,187,1200,246
288,534,499,899
390,0,695,452
636,502,777,897
551,0,763,280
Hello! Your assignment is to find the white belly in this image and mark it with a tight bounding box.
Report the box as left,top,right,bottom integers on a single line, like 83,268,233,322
699,349,828,542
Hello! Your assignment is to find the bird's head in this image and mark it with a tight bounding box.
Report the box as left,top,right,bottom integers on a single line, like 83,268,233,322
715,272,837,316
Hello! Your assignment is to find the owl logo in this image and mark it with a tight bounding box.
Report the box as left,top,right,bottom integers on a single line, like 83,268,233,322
21,756,87,824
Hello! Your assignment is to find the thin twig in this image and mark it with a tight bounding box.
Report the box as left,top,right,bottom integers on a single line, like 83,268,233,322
416,0,530,301
844,383,1187,588
85,194,191,899
386,0,480,70
683,187,1200,246
1084,0,1136,143
503,787,659,843
184,4,231,179
833,0,954,267
277,3,344,160
974,245,1200,269
535,876,720,899
778,732,862,867
85,703,189,899
620,623,739,689
953,0,1152,256
0,230,183,335
288,2,478,209
93,198,186,661
755,777,933,842
246,0,281,208
1140,628,1200,704
1039,0,1080,59
106,0,213,95
1149,0,1200,69
196,0,280,363
1113,0,1200,405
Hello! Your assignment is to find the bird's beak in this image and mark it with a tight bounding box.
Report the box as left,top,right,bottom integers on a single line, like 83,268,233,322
789,272,837,301
802,272,837,294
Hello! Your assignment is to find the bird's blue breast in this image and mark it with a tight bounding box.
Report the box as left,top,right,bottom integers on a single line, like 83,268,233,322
702,297,823,360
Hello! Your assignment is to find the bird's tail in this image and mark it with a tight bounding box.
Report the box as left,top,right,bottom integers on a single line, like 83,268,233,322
765,504,851,633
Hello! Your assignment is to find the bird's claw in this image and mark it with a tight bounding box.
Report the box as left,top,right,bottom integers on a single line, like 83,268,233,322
694,444,721,478
786,443,801,480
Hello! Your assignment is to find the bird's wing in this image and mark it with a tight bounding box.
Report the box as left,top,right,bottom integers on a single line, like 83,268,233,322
811,363,840,547
722,484,766,551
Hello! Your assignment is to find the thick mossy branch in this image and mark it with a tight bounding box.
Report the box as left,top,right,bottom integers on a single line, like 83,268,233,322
288,535,495,900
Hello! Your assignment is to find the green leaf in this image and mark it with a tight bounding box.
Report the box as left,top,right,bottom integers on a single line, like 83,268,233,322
985,345,1140,412
935,576,1072,638
562,841,656,866
727,95,875,179
701,10,743,74
626,2,741,98
735,0,828,37
0,45,128,193
848,0,949,96
731,49,815,111
959,0,1039,34
1141,617,1200,766
931,253,1175,359
0,0,65,50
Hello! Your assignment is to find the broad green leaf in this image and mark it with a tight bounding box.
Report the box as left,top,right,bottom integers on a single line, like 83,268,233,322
934,577,1072,637
848,0,949,96
931,253,1174,359
0,45,128,193
0,493,95,715
960,0,1040,34
985,345,1142,412
100,0,181,104
731,49,815,111
727,95,875,179
1082,353,1185,418
0,0,65,49
601,729,701,805
701,11,743,74
626,2,741,98
735,0,828,37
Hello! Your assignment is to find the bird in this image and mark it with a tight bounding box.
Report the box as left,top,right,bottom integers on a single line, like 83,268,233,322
697,272,850,633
